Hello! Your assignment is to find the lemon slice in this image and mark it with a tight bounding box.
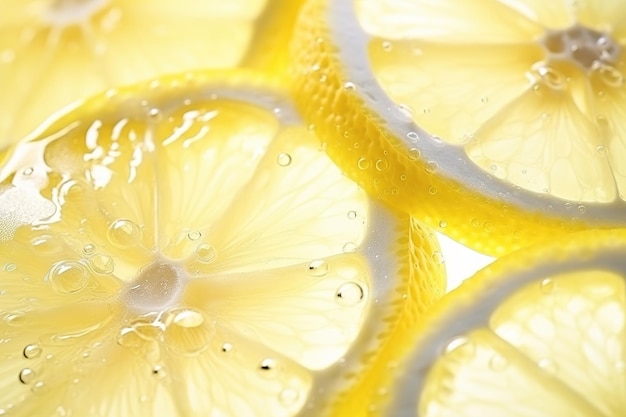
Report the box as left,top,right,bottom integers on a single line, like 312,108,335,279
0,70,444,417
291,0,626,256
369,228,626,417
0,0,304,147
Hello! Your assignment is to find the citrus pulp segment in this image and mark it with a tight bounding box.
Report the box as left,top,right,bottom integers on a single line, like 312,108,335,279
290,0,626,256
0,0,304,147
371,228,626,417
0,70,445,417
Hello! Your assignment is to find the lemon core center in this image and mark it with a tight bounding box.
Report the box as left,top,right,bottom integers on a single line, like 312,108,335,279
124,260,187,314
540,24,620,71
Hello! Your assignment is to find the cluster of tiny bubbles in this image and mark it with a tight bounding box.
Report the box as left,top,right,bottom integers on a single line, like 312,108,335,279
107,219,142,249
335,282,364,306
46,260,90,294
276,152,292,167
307,259,329,277
194,243,217,264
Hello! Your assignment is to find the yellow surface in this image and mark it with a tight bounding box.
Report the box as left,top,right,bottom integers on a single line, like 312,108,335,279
0,0,304,147
290,0,626,256
374,228,626,417
0,70,444,417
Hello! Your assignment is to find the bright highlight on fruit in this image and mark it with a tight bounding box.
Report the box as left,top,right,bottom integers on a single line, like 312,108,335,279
0,0,304,147
0,71,444,417
291,0,626,256
371,228,626,417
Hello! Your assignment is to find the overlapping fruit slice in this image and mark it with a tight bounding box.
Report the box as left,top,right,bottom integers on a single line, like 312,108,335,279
0,0,304,147
291,0,626,255
0,70,445,417
372,228,626,417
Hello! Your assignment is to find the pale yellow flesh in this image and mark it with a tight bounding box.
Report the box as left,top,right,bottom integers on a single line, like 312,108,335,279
420,269,626,416
357,0,626,202
0,84,381,416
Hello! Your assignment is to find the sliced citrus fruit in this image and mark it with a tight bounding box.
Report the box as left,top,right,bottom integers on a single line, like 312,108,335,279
0,0,304,147
369,228,626,417
291,0,626,256
0,70,445,417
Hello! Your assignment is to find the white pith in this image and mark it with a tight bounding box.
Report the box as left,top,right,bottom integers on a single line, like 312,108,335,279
329,0,626,224
44,0,109,26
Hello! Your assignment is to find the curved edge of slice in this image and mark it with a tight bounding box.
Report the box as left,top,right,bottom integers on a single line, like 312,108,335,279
289,0,626,257
371,227,626,417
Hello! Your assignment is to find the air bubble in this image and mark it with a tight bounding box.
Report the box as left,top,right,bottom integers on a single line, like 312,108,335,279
336,282,364,306
577,204,586,214
221,342,233,353
171,309,204,328
3,263,16,272
258,358,278,376
381,41,392,51
82,244,96,256
19,368,36,384
89,254,115,275
31,381,47,395
438,220,448,228
347,210,357,220
187,231,202,241
279,388,300,407
407,131,419,142
428,186,437,195
308,259,329,277
480,96,489,103
23,344,42,359
46,261,89,294
277,153,292,167
343,82,356,91
431,251,444,264
116,327,143,349
425,161,439,174
375,159,389,172
536,66,565,89
395,104,414,123
598,65,624,87
107,219,141,249
444,337,475,360
195,243,217,263
596,145,608,156
357,157,370,170
151,365,166,379
540,278,556,294
408,148,421,160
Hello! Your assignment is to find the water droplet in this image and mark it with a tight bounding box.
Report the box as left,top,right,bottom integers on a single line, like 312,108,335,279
107,219,141,249
82,244,96,256
471,218,482,228
540,278,556,294
277,153,292,167
375,159,389,172
489,354,508,371
431,251,444,264
428,186,437,195
395,104,414,123
258,358,278,376
408,148,421,160
23,344,42,359
3,263,16,272
407,131,419,142
308,259,329,277
336,282,364,306
18,368,36,384
536,66,565,89
187,231,202,241
195,243,217,263
89,253,115,275
151,365,166,378
596,145,608,156
357,157,370,170
342,242,357,253
116,326,143,349
171,309,204,328
577,204,586,214
279,388,300,407
444,337,475,360
425,161,439,174
438,220,448,228
31,235,62,255
46,261,89,294
149,108,161,119
381,41,392,51
31,380,47,395
343,82,356,91
347,210,357,220
598,65,624,87
537,358,557,373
